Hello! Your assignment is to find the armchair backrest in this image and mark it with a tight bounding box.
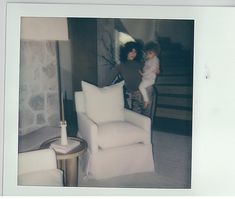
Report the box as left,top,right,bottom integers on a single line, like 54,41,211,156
74,91,85,113
18,149,57,175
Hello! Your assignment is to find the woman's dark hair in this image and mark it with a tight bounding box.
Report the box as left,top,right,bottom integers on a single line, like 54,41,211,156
119,41,143,63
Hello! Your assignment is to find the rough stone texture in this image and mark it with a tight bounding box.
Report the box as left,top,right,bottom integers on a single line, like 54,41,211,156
19,84,28,105
46,42,56,57
47,92,60,127
29,94,44,111
41,61,58,91
42,62,57,79
36,113,46,125
47,92,59,112
48,113,60,127
19,40,60,135
19,106,34,128
19,20,117,135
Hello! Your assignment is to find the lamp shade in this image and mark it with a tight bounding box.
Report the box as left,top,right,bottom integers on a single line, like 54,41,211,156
20,17,69,41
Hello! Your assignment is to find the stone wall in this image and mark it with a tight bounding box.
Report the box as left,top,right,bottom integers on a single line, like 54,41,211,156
19,41,60,135
19,19,117,135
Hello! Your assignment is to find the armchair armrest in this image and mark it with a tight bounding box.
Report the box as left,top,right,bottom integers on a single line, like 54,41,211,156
77,112,98,153
18,149,57,175
124,109,151,134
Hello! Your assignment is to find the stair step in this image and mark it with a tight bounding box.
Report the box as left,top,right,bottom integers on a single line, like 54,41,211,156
161,59,190,64
157,85,192,95
157,104,192,111
159,74,192,77
156,36,193,122
161,63,191,68
160,66,193,75
158,93,192,98
161,50,191,58
157,83,192,86
156,107,192,120
157,96,192,108
155,117,192,135
158,37,171,43
159,43,183,51
157,75,193,85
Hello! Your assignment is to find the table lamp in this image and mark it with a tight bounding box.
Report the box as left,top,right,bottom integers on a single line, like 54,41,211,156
21,17,69,145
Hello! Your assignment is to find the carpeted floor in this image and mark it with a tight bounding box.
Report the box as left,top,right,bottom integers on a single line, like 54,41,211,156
79,130,192,188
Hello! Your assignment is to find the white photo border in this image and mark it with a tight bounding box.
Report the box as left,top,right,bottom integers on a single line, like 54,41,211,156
3,2,235,196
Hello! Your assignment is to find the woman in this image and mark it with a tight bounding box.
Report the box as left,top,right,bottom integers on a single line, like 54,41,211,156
115,41,145,114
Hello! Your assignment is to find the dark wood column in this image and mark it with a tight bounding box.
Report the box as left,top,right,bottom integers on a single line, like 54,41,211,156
68,18,98,92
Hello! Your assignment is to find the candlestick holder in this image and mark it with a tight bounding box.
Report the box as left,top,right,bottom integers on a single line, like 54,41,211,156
60,120,68,145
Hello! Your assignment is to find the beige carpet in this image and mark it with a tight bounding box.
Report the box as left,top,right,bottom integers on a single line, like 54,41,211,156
79,130,192,188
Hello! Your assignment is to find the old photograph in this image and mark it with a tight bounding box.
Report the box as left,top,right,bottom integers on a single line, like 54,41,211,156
18,17,194,188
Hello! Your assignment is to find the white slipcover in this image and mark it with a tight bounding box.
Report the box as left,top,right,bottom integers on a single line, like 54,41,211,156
98,121,149,149
75,91,155,179
81,81,125,123
18,149,64,186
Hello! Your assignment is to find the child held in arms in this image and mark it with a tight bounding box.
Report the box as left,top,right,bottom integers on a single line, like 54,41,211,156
139,41,160,108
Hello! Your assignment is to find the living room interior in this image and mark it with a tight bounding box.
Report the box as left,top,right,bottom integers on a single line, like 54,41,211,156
18,17,194,188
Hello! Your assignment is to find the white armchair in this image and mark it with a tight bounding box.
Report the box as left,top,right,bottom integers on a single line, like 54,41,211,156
75,91,155,179
18,149,64,186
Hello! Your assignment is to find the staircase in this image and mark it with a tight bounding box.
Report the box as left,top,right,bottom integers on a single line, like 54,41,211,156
155,37,193,135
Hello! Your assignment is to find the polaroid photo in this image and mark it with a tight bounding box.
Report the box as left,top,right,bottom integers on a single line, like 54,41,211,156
2,1,235,196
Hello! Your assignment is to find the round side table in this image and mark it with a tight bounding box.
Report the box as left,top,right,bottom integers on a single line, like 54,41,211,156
40,136,87,187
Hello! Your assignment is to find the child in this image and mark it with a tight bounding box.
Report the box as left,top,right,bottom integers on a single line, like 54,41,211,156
139,41,160,108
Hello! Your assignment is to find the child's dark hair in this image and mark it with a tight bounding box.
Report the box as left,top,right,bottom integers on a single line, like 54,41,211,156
144,41,161,55
119,41,143,63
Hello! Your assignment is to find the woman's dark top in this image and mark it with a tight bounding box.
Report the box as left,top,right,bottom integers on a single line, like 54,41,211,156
117,60,144,92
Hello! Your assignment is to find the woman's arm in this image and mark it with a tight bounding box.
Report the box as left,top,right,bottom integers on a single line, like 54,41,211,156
110,64,121,84
139,69,143,76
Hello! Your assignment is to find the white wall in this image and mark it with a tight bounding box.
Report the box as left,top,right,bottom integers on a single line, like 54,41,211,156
192,7,235,194
0,0,6,196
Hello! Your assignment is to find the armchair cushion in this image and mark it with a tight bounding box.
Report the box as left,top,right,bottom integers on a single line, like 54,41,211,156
18,169,63,186
98,121,149,149
18,149,64,186
18,149,58,175
81,81,125,124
